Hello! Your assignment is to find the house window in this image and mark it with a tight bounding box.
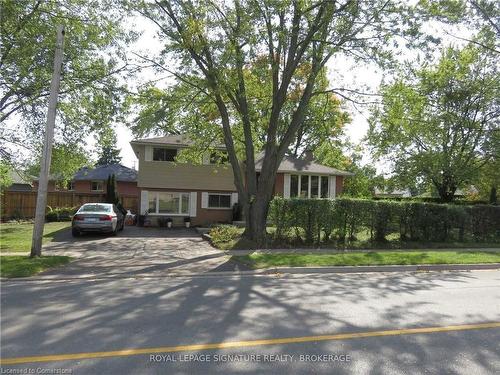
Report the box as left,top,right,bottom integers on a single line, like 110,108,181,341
320,176,329,198
289,174,331,199
153,148,177,161
67,181,75,191
148,192,190,215
208,193,232,208
91,181,103,191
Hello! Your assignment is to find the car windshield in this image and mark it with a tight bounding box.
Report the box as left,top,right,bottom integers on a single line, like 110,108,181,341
79,204,112,213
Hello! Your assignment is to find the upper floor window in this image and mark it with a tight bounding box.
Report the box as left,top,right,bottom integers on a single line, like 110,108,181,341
91,181,103,191
153,148,177,161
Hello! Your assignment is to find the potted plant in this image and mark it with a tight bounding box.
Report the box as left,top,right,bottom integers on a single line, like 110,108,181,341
166,217,173,228
184,217,191,228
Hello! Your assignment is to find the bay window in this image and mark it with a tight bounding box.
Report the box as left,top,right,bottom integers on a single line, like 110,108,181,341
289,174,331,199
148,192,190,215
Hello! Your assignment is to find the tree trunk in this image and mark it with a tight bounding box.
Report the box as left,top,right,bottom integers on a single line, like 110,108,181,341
243,196,271,248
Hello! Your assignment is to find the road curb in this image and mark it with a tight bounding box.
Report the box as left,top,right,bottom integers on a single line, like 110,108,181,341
2,263,500,282
261,263,500,274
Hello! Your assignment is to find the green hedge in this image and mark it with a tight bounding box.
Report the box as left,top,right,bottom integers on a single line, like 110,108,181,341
268,198,500,245
45,206,79,222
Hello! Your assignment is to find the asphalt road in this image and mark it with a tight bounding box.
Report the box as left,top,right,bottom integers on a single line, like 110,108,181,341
1,270,500,374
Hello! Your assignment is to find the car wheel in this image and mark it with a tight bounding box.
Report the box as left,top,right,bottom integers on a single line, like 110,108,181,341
72,228,80,237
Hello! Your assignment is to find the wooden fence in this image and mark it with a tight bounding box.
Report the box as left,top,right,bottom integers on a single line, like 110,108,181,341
1,191,139,219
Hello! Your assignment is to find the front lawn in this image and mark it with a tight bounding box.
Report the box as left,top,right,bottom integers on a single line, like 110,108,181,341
0,222,70,253
233,251,500,269
0,256,72,278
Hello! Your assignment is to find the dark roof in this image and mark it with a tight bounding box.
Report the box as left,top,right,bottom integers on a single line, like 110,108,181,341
254,153,353,176
73,164,137,182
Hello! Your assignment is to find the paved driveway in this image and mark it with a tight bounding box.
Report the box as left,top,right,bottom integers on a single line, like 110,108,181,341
41,226,246,278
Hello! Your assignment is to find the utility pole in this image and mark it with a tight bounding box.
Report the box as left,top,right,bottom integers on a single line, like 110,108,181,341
30,25,65,257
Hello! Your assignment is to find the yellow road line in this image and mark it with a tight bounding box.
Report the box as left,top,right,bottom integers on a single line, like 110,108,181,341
2,322,500,365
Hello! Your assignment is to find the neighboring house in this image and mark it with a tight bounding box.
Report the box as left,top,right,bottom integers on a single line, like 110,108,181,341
4,170,32,192
32,164,139,196
374,188,412,199
130,135,352,226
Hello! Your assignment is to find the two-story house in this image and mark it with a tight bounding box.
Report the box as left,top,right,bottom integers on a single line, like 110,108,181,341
130,135,352,226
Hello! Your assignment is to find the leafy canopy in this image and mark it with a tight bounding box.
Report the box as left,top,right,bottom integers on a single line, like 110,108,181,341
369,44,499,202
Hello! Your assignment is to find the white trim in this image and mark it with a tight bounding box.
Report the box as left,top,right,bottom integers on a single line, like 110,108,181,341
329,176,336,199
145,145,153,161
202,153,210,165
201,192,208,209
283,174,291,198
189,192,197,217
140,190,149,214
308,175,311,198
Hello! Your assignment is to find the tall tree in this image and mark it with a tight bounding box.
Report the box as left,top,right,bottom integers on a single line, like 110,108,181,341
0,0,133,165
368,45,499,202
105,174,119,204
96,128,122,165
131,0,421,245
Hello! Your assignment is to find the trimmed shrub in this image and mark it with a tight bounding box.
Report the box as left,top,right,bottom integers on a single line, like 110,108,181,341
45,206,79,222
268,198,500,245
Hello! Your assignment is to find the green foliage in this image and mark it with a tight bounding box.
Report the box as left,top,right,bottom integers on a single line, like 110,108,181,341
369,45,499,202
45,206,79,222
96,128,122,166
0,161,12,190
105,174,119,205
209,225,241,245
27,144,91,185
269,198,500,245
1,0,133,164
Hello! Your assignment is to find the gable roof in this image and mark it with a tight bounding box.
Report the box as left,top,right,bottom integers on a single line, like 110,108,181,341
254,154,353,176
73,164,137,182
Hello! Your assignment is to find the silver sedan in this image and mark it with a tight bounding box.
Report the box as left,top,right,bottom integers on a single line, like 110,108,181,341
72,203,124,237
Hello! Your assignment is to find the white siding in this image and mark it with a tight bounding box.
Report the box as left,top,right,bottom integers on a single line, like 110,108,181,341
140,190,149,214
145,146,153,161
189,192,197,217
283,173,291,198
